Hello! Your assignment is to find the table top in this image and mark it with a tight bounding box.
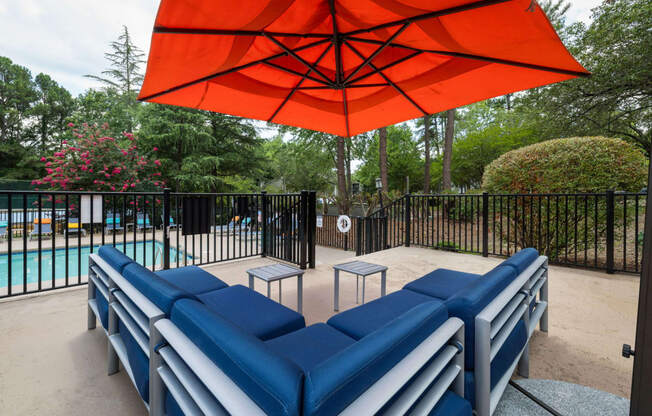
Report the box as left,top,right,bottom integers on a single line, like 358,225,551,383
333,260,388,275
247,263,304,282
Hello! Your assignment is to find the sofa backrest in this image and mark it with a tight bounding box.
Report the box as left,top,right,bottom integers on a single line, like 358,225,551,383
98,245,133,272
499,248,539,274
122,263,193,315
170,299,304,416
445,265,517,369
303,301,448,416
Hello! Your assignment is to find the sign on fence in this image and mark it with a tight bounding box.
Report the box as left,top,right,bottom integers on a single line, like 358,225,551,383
80,195,103,223
316,215,323,228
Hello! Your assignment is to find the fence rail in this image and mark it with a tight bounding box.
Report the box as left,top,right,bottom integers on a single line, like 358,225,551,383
0,189,316,299
316,191,646,274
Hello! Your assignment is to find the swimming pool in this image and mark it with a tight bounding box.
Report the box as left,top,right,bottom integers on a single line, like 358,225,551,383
0,241,193,288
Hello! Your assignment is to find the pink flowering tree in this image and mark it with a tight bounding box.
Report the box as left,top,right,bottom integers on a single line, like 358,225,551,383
33,123,164,209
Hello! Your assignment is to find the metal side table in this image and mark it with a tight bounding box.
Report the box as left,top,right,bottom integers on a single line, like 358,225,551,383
333,260,387,311
247,263,304,313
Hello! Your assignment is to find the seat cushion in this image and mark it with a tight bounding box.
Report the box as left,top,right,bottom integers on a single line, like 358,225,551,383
122,263,193,315
97,291,109,329
98,245,133,272
156,266,228,295
118,319,150,403
429,391,473,416
442,265,517,369
197,285,305,341
463,319,528,407
304,301,448,416
327,289,437,340
266,323,356,372
403,268,481,300
170,299,303,416
500,248,539,274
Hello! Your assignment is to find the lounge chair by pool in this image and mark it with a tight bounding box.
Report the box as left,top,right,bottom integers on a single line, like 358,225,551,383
29,218,53,240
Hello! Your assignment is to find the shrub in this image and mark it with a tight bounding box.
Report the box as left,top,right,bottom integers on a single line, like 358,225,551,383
482,136,647,193
482,137,648,259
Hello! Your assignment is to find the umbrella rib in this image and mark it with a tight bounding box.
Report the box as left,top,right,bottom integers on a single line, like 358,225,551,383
343,23,410,84
344,40,428,116
153,26,331,38
268,43,333,123
342,0,511,37
297,83,390,90
347,37,591,78
346,50,422,86
263,34,335,86
327,0,343,86
138,38,330,102
263,61,333,86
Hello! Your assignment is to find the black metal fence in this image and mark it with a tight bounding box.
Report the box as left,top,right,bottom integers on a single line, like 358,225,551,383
0,190,316,299
317,191,647,274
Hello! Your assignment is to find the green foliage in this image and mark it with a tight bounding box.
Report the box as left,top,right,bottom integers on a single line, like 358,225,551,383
30,73,74,150
0,56,37,144
483,137,648,257
70,89,133,138
355,125,423,193
483,137,647,193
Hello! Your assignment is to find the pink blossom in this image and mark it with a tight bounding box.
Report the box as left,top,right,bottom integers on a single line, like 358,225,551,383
121,150,128,156
46,168,53,174
45,162,52,167
40,157,46,162
67,122,74,127
152,147,158,151
62,140,68,145
154,160,161,166
111,186,116,191
130,183,136,188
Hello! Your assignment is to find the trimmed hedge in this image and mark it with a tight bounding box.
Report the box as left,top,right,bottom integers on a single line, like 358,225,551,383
482,137,648,258
482,137,647,193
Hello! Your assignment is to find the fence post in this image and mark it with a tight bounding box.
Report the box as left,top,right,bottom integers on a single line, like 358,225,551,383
365,217,372,254
482,192,489,257
405,194,411,247
606,189,615,274
261,191,267,257
163,188,170,270
308,191,316,268
356,217,363,256
299,190,308,269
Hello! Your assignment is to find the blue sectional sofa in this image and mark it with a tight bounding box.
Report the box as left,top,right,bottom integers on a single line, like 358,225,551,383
89,245,471,416
402,248,548,416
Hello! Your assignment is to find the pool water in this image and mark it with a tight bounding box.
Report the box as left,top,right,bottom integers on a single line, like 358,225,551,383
0,241,192,288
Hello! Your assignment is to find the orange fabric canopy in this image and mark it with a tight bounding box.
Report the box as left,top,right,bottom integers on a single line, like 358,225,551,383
139,0,589,136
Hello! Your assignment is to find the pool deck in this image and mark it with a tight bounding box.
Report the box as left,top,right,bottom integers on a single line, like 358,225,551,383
0,245,637,415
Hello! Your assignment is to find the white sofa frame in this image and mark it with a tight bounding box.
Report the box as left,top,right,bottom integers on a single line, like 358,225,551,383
474,255,549,416
149,315,466,416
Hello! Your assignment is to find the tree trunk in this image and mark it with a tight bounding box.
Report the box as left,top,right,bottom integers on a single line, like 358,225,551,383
442,109,455,191
423,114,431,193
336,136,349,214
345,139,352,196
378,127,388,191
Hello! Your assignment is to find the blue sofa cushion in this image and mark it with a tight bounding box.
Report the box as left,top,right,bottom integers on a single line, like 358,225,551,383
98,245,133,272
500,248,539,274
170,299,303,416
266,323,356,371
197,285,305,341
430,391,473,416
156,265,228,294
423,265,516,369
96,291,109,329
463,319,528,407
118,319,150,403
122,263,193,315
403,268,481,299
327,289,438,340
303,301,448,416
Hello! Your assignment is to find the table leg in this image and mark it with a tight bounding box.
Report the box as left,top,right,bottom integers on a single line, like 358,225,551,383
362,275,366,304
267,281,271,298
381,270,386,297
248,273,254,289
356,275,359,304
279,279,282,304
297,275,303,314
334,269,339,312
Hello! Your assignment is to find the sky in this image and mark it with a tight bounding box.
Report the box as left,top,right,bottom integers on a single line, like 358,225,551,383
0,0,603,98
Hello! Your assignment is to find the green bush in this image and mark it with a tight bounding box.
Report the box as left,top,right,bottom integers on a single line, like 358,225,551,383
482,136,647,193
482,137,648,258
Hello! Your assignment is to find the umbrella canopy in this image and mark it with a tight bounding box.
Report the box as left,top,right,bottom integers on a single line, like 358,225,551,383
139,0,589,137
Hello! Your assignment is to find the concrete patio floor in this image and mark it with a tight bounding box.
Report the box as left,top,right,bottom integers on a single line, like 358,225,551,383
0,245,637,415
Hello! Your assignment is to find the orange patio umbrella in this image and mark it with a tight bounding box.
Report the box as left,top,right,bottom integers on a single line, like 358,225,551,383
139,0,589,137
